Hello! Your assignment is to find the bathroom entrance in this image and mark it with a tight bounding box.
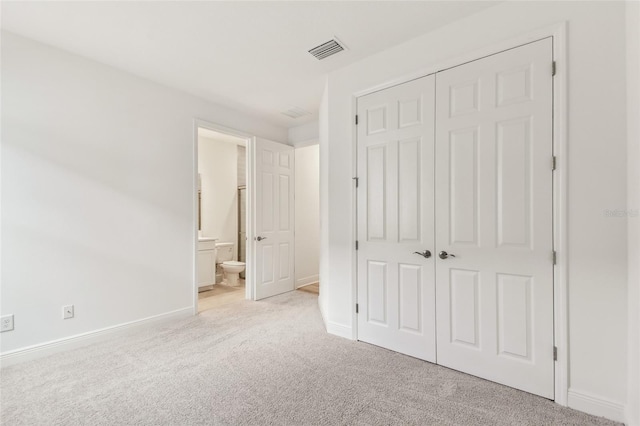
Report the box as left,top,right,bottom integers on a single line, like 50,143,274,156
194,121,307,313
196,125,250,312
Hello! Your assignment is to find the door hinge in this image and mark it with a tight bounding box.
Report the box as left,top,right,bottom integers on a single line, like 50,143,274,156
553,346,558,361
355,240,359,250
356,303,359,314
552,156,557,171
353,177,359,187
355,115,359,125
552,61,557,76
552,250,557,265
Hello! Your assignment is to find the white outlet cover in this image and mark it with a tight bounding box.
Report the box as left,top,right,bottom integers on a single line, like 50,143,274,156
63,305,74,319
1,314,14,332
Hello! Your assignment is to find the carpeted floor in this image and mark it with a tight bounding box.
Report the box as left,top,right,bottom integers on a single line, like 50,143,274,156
0,291,618,426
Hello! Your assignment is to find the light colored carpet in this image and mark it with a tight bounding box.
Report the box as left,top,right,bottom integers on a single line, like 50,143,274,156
0,291,618,426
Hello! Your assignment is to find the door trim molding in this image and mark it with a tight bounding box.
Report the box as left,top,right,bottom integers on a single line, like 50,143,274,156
351,22,569,406
192,119,255,305
549,22,569,408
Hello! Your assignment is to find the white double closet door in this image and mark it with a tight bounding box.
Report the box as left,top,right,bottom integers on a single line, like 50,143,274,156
356,38,554,398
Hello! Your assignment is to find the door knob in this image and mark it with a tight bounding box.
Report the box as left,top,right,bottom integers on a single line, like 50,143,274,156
256,236,267,241
438,251,456,259
413,250,432,259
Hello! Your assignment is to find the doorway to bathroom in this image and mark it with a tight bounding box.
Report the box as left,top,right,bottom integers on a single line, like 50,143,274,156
193,120,320,313
196,124,251,313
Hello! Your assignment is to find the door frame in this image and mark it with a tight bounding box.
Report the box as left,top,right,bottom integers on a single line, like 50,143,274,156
351,22,568,405
192,118,256,308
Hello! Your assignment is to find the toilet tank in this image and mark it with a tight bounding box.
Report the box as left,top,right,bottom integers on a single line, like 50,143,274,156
215,242,234,263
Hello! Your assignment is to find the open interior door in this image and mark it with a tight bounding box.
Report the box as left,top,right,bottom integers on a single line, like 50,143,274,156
254,137,295,300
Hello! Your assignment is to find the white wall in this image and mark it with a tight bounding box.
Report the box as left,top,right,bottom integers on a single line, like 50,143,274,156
291,122,321,289
0,32,287,355
626,2,640,425
319,1,630,421
198,136,238,248
288,120,319,147
294,145,319,288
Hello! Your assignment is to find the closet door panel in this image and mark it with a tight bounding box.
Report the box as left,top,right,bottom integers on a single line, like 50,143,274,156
356,75,436,362
434,38,554,399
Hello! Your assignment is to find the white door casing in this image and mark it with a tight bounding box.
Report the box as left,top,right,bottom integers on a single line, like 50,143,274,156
356,75,437,362
434,38,554,398
254,138,295,300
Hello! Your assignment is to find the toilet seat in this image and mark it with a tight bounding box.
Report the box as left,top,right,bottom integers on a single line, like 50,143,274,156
223,261,245,266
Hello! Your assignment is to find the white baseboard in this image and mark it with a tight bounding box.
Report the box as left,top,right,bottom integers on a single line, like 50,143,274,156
0,307,193,368
325,321,353,340
296,275,319,288
317,294,353,340
567,389,626,423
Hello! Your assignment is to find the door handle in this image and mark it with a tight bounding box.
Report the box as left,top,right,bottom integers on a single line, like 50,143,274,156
413,250,432,259
438,251,456,259
256,236,267,241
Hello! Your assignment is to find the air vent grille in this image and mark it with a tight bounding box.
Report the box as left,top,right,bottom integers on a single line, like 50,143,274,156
281,107,312,119
309,39,345,60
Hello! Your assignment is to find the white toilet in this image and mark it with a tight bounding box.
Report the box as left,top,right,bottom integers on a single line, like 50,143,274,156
215,242,245,286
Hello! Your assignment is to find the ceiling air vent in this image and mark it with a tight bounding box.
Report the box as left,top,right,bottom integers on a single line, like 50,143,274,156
308,38,345,60
281,107,312,119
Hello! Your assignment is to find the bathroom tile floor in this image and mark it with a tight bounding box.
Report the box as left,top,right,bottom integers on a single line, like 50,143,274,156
198,280,245,313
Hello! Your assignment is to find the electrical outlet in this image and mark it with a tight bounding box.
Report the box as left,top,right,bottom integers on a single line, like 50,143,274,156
1,315,14,332
63,305,74,319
